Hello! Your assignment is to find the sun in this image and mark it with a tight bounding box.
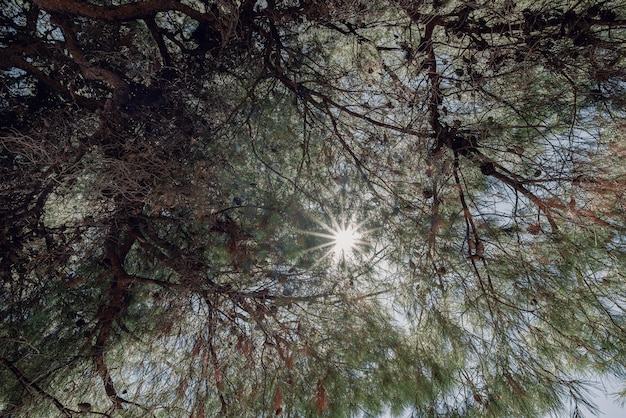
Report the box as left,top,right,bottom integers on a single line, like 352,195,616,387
332,226,359,257
299,213,369,267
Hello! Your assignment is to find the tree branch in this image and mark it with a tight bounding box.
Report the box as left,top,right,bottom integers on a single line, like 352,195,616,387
1,357,74,417
33,0,208,23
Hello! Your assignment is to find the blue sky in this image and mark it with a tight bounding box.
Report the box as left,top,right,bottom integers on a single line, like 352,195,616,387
587,377,625,418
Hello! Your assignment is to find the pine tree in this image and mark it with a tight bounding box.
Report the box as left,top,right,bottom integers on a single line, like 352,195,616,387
2,0,626,416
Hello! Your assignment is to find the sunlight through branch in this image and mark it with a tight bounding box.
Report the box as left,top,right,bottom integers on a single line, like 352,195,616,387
299,212,371,268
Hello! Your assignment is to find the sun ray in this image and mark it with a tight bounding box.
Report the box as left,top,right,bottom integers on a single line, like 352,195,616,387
298,212,372,268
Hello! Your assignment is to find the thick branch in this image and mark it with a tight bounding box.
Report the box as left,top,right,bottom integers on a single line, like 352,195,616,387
460,147,560,232
51,16,129,94
145,17,172,68
490,170,559,232
0,46,100,110
423,18,445,145
33,0,208,22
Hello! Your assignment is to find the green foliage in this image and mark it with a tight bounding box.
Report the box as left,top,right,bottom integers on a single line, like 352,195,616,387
2,0,626,416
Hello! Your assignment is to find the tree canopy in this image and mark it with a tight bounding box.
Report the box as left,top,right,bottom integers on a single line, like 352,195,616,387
1,0,626,416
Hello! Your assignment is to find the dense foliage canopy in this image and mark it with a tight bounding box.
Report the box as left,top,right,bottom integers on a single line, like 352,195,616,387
2,0,626,416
